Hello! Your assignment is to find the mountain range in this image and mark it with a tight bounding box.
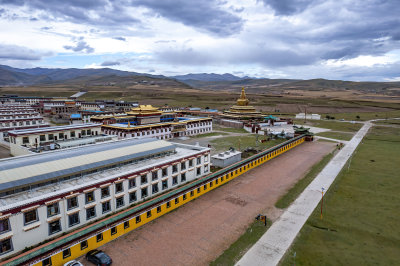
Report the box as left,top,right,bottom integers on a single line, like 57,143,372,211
0,65,399,96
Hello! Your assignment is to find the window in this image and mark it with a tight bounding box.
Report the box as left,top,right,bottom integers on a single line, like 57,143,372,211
166,201,171,208
68,213,80,227
181,173,186,182
48,134,54,140
172,176,178,186
136,216,141,223
157,206,161,213
141,175,148,184
42,257,52,266
204,155,208,162
210,181,213,187
181,162,186,170
40,135,46,142
22,137,29,144
152,184,159,194
86,207,96,220
85,191,95,204
96,233,103,242
0,219,10,234
216,179,219,185
172,164,178,173
124,221,130,229
87,129,91,135
162,180,168,190
59,132,64,139
116,197,125,208
24,209,38,225
183,194,187,200
197,187,201,193
80,240,88,250
67,197,78,210
162,168,168,177
197,167,201,176
189,159,193,167
151,172,157,181
102,201,111,214
62,248,71,259
129,178,136,188
45,202,59,217
190,191,194,197
205,166,209,173
101,187,110,198
0,239,13,254
81,130,86,136
129,191,137,203
147,210,152,218
141,188,148,198
197,157,201,164
175,198,179,204
111,227,117,235
115,182,123,193
49,220,61,235
70,131,75,138
203,184,207,190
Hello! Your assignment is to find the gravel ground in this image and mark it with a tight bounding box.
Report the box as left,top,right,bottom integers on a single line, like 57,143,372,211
78,141,335,266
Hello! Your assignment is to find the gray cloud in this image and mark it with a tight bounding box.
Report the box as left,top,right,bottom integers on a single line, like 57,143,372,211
0,0,243,36
0,44,49,60
132,0,243,36
113,37,126,41
64,39,94,53
261,0,316,15
100,61,121,66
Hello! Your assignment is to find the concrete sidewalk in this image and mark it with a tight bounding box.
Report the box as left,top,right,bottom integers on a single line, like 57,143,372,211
236,122,372,266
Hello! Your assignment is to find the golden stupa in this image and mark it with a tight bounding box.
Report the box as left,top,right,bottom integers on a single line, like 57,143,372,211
222,87,262,120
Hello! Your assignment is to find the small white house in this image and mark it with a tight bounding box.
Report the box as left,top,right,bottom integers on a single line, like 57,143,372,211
211,149,242,168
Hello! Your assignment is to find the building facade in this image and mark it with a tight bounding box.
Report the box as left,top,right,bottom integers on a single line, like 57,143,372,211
0,138,210,259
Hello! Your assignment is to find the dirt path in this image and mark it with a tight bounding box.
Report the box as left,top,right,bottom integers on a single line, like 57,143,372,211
78,141,335,266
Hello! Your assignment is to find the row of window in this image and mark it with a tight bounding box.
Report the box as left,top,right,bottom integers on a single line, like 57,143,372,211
21,129,98,144
1,119,43,128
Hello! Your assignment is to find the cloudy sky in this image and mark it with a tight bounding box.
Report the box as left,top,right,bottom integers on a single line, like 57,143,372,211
0,0,399,81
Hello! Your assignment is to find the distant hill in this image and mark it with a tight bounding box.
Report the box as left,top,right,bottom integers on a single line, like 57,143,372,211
171,73,254,82
0,65,166,86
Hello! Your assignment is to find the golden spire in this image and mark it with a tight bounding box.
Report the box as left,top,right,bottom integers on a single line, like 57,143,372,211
236,87,249,106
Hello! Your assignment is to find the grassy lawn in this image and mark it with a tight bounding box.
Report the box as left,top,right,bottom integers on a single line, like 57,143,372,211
210,135,285,155
210,218,272,266
293,119,363,132
213,125,249,133
280,126,400,265
191,132,229,138
322,110,400,121
275,148,337,209
316,131,354,141
374,119,400,125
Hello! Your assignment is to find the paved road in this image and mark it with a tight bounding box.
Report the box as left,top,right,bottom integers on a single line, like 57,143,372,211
236,122,372,266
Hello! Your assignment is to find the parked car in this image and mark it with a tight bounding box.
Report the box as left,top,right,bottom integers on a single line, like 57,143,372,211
64,260,84,266
86,250,112,266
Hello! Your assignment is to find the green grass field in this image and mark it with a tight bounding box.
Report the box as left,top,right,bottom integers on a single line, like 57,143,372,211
316,131,354,141
210,135,285,155
322,110,400,121
374,119,400,125
192,132,229,138
275,148,337,209
294,119,363,132
213,125,249,134
280,126,400,265
210,218,272,266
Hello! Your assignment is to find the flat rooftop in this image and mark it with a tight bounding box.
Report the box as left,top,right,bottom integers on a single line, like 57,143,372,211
0,140,208,211
104,117,211,130
8,123,101,136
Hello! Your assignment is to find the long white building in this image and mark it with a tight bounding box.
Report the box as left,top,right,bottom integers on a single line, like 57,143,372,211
0,138,210,259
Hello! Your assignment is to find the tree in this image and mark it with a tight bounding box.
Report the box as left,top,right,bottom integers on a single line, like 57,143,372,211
356,115,360,120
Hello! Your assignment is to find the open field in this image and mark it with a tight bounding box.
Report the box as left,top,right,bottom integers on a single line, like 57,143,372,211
280,126,400,265
293,119,363,132
76,141,334,266
316,131,354,141
210,135,285,155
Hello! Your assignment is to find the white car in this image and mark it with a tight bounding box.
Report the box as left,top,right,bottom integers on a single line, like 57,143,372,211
64,260,84,266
